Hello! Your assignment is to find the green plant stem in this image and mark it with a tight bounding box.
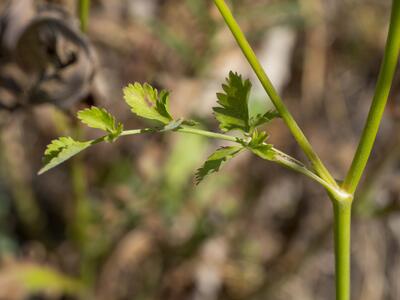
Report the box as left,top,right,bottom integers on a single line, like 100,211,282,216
213,0,337,187
332,200,352,300
78,0,91,32
177,127,238,142
343,0,400,194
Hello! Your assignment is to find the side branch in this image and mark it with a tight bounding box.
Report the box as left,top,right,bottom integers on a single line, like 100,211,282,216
343,0,400,194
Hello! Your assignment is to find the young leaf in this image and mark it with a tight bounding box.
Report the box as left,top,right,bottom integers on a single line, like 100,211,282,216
77,106,123,141
195,146,243,184
247,130,275,161
213,71,252,132
249,143,274,161
249,110,280,129
248,130,269,147
123,83,173,124
77,106,123,133
38,137,92,175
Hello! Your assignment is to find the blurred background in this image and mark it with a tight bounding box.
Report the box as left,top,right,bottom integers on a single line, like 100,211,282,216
0,0,399,299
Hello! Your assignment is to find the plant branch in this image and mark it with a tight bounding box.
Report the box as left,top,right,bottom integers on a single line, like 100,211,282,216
213,0,337,187
343,0,400,194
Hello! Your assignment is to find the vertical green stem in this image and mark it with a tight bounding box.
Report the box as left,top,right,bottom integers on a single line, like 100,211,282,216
78,0,91,32
213,0,337,187
343,0,400,194
333,200,352,300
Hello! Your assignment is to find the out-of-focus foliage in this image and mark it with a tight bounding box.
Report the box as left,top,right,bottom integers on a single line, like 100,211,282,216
0,263,85,298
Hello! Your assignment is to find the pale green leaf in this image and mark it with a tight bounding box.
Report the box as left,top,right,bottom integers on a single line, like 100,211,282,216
123,82,173,124
195,146,243,184
213,71,252,132
77,106,123,142
38,137,92,175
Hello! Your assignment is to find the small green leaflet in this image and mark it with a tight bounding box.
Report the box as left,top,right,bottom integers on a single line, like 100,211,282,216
249,110,280,129
123,83,173,124
246,130,275,161
38,137,92,175
195,146,243,184
77,106,123,141
213,72,252,132
213,72,280,133
249,143,274,160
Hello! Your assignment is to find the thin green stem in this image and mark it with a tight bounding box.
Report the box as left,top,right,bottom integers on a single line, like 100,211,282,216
176,127,238,142
122,127,238,142
78,0,91,32
120,128,154,136
343,0,400,194
213,0,337,187
332,200,352,300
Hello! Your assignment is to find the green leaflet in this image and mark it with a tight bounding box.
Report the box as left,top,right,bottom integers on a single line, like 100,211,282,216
213,71,252,132
123,83,173,124
38,137,92,175
249,110,280,129
249,144,275,161
195,146,243,184
77,106,123,141
213,71,279,133
246,130,275,161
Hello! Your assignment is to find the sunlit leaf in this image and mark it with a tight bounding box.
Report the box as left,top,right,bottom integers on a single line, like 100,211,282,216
123,82,173,124
38,137,92,175
77,106,123,142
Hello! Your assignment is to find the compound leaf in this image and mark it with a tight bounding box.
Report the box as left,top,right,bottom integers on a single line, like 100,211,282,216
38,137,92,175
123,83,173,124
195,146,243,184
213,71,252,133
